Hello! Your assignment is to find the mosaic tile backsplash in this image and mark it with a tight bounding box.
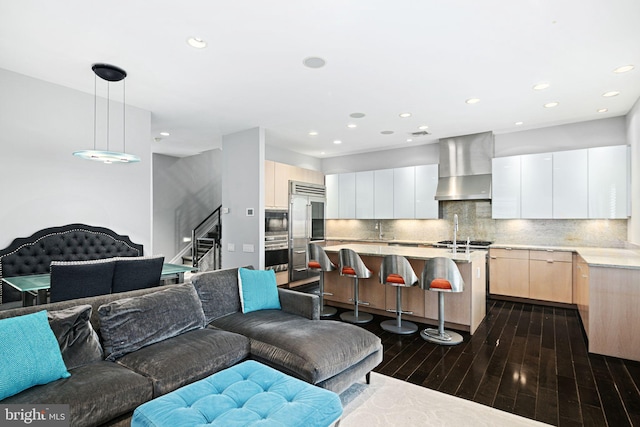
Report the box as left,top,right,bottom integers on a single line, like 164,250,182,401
326,201,629,248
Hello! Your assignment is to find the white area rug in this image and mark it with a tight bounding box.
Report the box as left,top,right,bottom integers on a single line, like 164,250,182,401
339,373,551,427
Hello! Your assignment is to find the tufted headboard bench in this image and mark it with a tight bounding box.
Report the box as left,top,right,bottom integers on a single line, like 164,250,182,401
0,224,143,304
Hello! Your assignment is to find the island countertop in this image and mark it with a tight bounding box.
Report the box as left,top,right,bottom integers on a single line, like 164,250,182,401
322,243,487,263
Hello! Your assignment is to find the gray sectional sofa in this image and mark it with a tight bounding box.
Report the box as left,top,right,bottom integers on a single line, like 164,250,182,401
0,267,383,426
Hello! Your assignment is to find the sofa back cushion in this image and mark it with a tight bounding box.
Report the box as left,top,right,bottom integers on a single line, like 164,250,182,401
47,305,103,370
191,266,253,324
98,284,206,361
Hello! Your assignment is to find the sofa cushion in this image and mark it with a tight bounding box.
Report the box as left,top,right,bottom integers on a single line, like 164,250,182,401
2,361,153,427
48,305,103,370
116,328,250,397
211,311,382,385
0,311,71,400
191,266,248,323
238,268,281,313
98,284,206,361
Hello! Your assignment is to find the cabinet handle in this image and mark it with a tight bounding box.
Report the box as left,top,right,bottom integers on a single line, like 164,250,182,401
294,250,305,254
546,249,554,252
546,260,554,263
505,247,513,250
490,256,497,259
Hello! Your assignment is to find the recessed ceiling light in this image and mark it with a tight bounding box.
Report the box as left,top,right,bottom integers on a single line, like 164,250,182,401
515,121,524,125
597,108,609,113
544,101,559,108
406,138,413,143
347,123,357,129
466,98,480,104
186,37,207,49
418,125,429,130
308,131,318,136
533,82,550,91
333,140,342,145
381,130,394,135
613,65,634,73
602,91,620,97
399,112,412,118
303,57,326,69
320,151,325,155
159,132,170,136
349,112,366,118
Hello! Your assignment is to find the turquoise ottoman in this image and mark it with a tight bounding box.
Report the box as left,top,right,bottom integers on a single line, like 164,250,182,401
131,360,343,427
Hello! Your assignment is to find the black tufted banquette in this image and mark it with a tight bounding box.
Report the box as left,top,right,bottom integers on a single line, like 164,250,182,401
0,224,143,304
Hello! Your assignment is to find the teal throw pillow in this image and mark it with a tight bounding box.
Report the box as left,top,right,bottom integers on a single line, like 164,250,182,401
0,310,71,400
238,268,281,313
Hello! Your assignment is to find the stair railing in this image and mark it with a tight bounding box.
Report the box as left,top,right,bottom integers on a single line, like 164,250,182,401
191,205,222,269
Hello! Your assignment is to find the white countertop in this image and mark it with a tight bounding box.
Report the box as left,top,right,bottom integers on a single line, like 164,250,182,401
326,238,640,269
323,243,487,263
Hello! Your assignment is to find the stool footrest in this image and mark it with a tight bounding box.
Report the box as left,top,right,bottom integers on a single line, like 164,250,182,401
323,292,334,296
385,309,414,315
348,298,370,306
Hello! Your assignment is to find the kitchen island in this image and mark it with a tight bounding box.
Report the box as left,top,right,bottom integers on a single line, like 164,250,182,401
322,244,487,335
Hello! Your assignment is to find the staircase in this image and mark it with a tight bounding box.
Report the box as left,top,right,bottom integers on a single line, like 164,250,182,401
183,206,222,270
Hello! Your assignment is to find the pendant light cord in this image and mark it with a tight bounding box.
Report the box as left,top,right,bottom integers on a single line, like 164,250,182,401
93,73,97,151
106,82,110,151
123,79,126,153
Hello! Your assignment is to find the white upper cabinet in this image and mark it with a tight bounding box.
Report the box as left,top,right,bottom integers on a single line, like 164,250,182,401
355,171,374,219
588,145,628,218
553,149,588,218
393,167,415,219
325,174,339,219
415,164,439,219
492,156,521,219
521,153,553,218
374,169,394,219
338,173,356,219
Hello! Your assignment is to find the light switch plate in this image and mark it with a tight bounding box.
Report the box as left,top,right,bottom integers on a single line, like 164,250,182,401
242,244,254,253
227,243,235,252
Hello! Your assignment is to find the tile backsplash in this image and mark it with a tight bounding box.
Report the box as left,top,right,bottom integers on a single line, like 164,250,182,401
326,201,629,248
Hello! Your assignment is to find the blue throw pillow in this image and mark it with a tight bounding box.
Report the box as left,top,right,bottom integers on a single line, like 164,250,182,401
238,268,281,314
0,311,71,400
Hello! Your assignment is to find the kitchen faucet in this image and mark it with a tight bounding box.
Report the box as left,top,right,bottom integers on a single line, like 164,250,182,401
452,214,458,253
377,221,383,240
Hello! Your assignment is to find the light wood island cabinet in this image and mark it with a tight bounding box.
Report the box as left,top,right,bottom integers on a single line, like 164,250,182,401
322,244,487,334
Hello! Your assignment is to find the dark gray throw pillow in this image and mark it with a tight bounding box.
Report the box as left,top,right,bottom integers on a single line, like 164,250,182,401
98,284,206,361
47,305,103,370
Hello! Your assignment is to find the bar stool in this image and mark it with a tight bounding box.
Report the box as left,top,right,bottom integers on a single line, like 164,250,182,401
338,248,373,324
308,243,338,317
420,257,465,345
379,255,419,334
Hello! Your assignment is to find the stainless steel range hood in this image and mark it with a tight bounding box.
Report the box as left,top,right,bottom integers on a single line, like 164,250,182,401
435,131,494,201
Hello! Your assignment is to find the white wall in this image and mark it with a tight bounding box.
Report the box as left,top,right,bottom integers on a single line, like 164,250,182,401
494,117,627,157
221,127,265,269
266,144,322,171
153,149,222,261
0,68,152,250
627,98,640,245
321,143,440,174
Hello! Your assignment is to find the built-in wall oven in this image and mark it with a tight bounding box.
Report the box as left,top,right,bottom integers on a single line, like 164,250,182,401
265,210,289,272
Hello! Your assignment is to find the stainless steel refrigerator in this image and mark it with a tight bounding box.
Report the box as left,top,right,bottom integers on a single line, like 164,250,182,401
289,181,326,282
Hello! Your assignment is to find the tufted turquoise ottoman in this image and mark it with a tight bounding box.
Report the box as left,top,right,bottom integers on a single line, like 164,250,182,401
131,360,343,427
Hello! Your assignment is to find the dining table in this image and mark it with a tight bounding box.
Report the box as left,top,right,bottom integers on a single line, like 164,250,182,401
1,263,197,306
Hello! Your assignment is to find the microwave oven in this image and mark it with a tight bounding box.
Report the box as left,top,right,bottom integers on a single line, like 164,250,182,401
265,209,288,235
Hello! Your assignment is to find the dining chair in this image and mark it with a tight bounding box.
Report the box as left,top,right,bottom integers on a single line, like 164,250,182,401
111,255,165,293
49,259,116,303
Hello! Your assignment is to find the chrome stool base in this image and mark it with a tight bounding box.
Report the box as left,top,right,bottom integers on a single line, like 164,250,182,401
340,311,373,324
420,328,463,346
320,306,337,317
381,319,418,335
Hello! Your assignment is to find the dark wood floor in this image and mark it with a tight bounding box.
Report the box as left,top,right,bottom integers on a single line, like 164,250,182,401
329,299,640,427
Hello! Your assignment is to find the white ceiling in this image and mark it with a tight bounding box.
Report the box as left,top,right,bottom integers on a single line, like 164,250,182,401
1,0,639,158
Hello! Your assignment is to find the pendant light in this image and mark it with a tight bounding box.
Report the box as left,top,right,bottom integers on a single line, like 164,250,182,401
73,63,140,164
